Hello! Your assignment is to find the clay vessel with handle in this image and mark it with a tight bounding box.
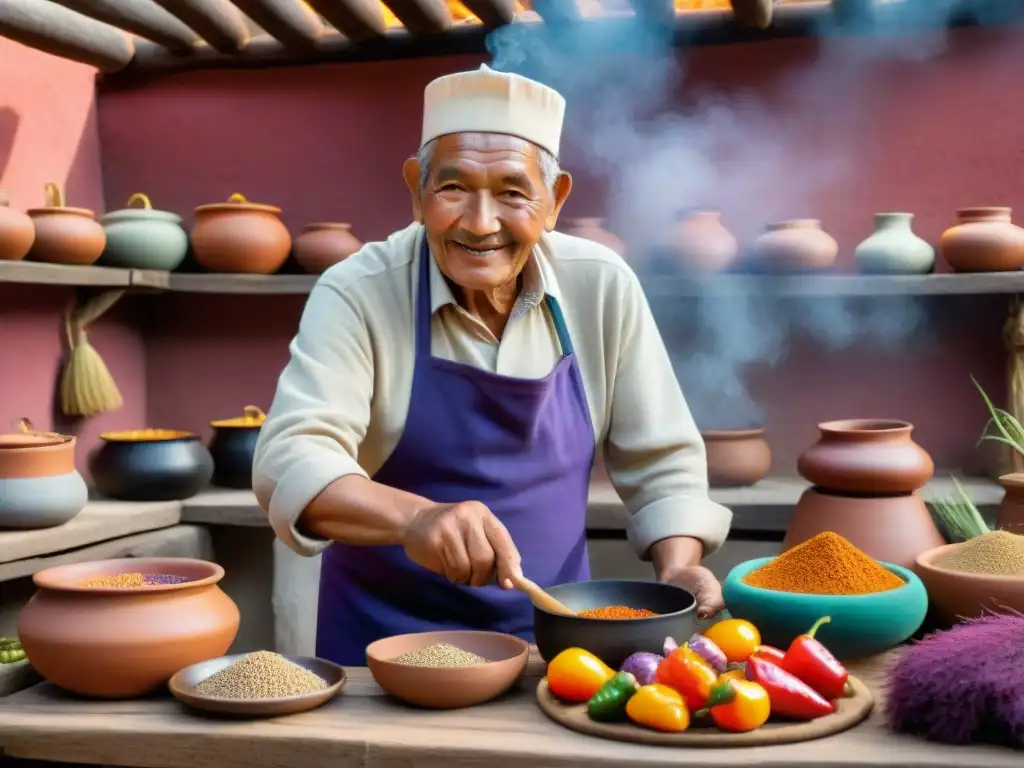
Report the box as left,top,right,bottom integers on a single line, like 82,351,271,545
562,218,626,257
671,210,738,274
101,192,189,271
27,182,106,266
752,219,838,273
0,418,87,529
191,193,291,274
0,189,35,261
939,207,1024,272
293,223,362,274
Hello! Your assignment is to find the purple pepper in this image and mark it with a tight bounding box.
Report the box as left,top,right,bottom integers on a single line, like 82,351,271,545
687,632,727,673
663,636,679,657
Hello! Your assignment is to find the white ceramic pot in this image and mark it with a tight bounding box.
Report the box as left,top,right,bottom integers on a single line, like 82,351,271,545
854,213,935,274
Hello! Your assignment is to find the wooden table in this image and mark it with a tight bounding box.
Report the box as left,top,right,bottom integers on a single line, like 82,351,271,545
0,652,1017,768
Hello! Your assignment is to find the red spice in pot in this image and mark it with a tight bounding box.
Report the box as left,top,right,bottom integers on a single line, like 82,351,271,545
577,605,658,619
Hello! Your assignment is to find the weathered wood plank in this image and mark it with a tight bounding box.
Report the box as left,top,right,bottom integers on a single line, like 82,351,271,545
228,0,326,48
49,0,200,50
0,0,135,73
165,272,318,293
458,0,515,27
151,0,250,51
304,0,386,40
383,0,453,35
0,660,40,698
0,261,132,287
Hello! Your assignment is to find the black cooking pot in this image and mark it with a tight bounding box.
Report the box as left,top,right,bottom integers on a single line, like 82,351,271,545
208,406,265,489
89,430,214,501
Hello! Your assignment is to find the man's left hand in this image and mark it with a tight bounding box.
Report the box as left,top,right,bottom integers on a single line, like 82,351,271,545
660,565,725,621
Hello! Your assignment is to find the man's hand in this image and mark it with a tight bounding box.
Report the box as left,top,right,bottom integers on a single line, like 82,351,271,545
402,500,523,588
660,565,725,621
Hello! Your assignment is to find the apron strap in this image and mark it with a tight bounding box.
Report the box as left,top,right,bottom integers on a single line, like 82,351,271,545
545,296,574,358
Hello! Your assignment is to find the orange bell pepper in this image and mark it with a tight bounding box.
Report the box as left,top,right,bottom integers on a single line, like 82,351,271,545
718,668,746,684
547,647,614,703
704,678,771,733
656,645,718,710
625,683,690,733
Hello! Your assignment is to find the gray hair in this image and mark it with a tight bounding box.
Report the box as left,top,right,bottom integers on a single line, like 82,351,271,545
417,137,561,195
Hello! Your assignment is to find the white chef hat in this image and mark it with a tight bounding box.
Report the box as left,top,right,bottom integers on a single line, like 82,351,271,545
421,64,566,159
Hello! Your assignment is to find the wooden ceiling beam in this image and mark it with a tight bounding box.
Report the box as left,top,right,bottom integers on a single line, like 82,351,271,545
0,0,134,72
454,0,515,26
382,0,453,35
304,0,386,41
49,0,200,50
150,0,251,52
227,0,326,48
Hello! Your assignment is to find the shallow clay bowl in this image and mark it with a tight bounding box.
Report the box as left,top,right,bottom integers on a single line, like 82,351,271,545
534,579,696,667
169,654,345,717
915,542,1024,626
722,558,927,659
365,630,528,709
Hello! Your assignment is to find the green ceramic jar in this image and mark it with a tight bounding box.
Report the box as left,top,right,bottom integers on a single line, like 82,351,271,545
100,193,188,271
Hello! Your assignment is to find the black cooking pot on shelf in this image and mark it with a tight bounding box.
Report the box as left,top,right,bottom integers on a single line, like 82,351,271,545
208,406,265,489
89,430,214,501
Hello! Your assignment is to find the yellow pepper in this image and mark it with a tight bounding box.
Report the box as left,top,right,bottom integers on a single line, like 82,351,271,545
625,683,690,733
704,679,771,733
547,647,614,703
718,668,746,684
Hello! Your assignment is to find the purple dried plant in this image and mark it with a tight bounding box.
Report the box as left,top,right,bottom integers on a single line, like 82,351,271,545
884,611,1024,747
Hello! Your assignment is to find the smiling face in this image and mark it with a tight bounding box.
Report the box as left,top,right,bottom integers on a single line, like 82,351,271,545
403,132,572,295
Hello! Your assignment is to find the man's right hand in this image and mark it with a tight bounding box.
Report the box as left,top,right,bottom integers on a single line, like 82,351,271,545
402,500,523,589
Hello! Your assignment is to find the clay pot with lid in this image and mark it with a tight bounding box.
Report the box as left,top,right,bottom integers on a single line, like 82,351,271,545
18,557,239,698
27,182,106,265
0,189,35,261
562,218,627,257
293,223,362,274
100,193,189,271
208,405,266,489
939,207,1024,272
671,210,738,273
190,193,291,274
701,428,771,487
0,418,87,529
89,429,214,502
752,219,838,273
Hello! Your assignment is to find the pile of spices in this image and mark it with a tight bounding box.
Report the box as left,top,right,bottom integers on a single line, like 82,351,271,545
192,651,329,699
577,605,658,619
79,572,192,588
390,642,488,667
742,531,904,595
936,530,1024,576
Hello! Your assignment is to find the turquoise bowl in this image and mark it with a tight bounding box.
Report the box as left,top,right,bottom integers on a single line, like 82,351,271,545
722,557,928,660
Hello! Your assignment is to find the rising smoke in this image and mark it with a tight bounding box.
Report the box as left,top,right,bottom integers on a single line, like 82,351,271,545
485,1,988,429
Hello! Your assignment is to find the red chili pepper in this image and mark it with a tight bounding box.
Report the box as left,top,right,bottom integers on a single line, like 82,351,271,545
751,644,786,665
779,616,849,701
744,656,834,720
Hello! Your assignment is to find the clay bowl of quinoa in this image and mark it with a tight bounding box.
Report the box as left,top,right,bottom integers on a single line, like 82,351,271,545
915,531,1024,626
169,651,345,717
366,630,529,709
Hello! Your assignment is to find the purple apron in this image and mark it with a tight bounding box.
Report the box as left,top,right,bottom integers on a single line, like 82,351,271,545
316,237,595,666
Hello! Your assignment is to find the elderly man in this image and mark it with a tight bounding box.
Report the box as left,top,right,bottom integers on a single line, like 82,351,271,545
253,64,732,666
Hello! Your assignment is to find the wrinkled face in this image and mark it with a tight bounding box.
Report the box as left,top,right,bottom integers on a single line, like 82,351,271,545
404,133,572,293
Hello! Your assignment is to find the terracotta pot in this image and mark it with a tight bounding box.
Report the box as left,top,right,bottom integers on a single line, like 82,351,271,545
0,189,35,261
915,542,1024,626
293,223,362,274
0,418,87,529
701,428,771,487
89,429,214,501
752,219,838,272
27,182,105,266
18,557,240,698
797,419,934,494
190,193,291,274
670,210,738,273
209,406,265,489
562,218,626,257
939,207,1024,272
997,472,1024,534
784,488,946,569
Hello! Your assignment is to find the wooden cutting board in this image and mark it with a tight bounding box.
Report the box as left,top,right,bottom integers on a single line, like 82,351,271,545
536,675,874,747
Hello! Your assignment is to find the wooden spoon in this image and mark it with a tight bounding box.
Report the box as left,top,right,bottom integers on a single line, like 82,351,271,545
511,574,575,617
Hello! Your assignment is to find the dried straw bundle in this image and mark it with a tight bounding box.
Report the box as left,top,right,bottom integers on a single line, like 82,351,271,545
1003,299,1024,473
60,291,126,417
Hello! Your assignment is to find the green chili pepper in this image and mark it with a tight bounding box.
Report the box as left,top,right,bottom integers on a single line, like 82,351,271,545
587,670,640,721
0,647,25,663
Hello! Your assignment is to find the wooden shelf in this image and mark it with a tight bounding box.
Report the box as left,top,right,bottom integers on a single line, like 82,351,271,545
0,261,132,287
163,273,317,294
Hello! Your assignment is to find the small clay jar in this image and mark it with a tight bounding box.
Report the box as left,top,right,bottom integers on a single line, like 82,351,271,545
671,210,738,274
797,419,934,494
997,472,1024,534
27,182,106,266
293,223,362,274
208,405,266,489
752,219,838,273
0,189,35,261
191,193,291,274
939,207,1024,272
701,428,771,487
562,218,626,257
0,418,87,529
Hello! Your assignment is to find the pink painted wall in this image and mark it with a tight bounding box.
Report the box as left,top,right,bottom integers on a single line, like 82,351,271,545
0,39,147,475
95,26,1021,474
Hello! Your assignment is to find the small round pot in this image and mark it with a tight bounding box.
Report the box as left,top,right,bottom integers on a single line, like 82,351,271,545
0,189,35,261
915,542,1024,627
752,219,838,273
700,428,771,487
27,182,105,266
854,212,935,275
190,193,291,274
797,419,934,493
100,193,188,271
0,419,87,529
997,472,1024,534
939,207,1024,272
18,557,240,698
562,218,627,257
293,223,362,274
671,210,738,273
89,430,214,501
208,406,265,489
